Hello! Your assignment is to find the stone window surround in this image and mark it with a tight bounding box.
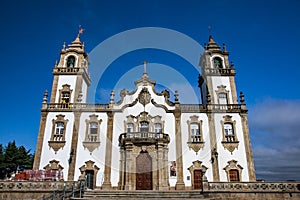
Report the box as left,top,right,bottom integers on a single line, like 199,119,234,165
84,114,102,142
215,85,230,104
187,115,204,154
83,114,102,153
220,115,239,153
223,160,243,182
48,114,69,152
58,84,73,104
187,115,203,143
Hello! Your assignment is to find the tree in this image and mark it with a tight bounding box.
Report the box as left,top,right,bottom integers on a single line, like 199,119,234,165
0,144,5,179
0,141,34,180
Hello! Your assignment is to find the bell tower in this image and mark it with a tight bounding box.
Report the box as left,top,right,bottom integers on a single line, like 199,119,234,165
199,35,238,105
49,32,90,105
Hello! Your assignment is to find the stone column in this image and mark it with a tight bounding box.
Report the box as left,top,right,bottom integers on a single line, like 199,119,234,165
67,111,81,180
33,111,48,170
102,111,114,190
157,143,164,190
240,113,256,181
118,147,125,190
174,105,185,190
207,113,220,181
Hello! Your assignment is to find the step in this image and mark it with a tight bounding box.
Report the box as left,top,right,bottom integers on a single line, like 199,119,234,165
77,190,213,200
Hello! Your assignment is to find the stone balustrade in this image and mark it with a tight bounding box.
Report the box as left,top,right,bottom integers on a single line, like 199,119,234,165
206,182,300,193
0,180,78,191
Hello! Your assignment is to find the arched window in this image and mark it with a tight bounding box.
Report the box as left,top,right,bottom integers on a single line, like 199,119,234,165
229,169,239,182
154,123,162,133
67,56,75,68
190,123,200,142
213,57,223,68
127,123,134,133
140,121,149,132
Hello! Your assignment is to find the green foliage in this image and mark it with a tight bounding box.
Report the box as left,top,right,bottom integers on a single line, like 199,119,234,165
0,141,34,180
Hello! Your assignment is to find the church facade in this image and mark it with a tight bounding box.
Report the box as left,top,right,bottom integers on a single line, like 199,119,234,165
33,33,256,190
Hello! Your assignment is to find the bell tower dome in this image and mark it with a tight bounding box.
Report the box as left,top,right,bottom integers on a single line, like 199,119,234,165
49,31,90,104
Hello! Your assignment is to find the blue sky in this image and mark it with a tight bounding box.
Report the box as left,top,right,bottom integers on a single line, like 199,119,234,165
0,0,300,181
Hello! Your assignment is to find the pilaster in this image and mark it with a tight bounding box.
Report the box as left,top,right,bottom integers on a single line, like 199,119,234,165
67,111,81,180
33,111,48,170
102,111,114,190
173,104,185,190
207,113,220,181
240,113,256,181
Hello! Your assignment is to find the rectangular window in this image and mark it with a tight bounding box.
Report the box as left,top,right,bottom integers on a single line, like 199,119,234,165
89,122,98,134
154,123,162,133
219,93,227,104
127,123,134,133
190,123,200,142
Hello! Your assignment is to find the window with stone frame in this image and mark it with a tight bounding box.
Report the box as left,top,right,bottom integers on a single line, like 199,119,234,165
221,115,239,153
224,123,235,142
154,123,162,133
140,121,149,132
89,122,98,142
215,85,229,104
83,114,102,153
59,84,73,104
54,122,65,140
48,115,68,152
127,123,134,133
187,115,204,154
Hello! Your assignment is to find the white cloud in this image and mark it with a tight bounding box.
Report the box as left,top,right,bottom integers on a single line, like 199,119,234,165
249,98,300,181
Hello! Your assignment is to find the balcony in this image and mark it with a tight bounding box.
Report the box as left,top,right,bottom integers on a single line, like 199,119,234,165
119,132,170,146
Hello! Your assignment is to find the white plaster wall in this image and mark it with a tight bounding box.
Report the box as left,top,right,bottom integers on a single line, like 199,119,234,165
81,80,88,103
211,77,232,104
214,113,249,182
74,112,108,185
39,112,74,180
181,113,212,186
55,76,77,103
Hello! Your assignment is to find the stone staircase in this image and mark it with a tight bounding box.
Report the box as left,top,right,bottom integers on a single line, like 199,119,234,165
72,190,214,200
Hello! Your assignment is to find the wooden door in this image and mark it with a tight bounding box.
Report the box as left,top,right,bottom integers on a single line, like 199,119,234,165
193,170,202,189
86,170,94,189
229,169,239,182
136,152,152,190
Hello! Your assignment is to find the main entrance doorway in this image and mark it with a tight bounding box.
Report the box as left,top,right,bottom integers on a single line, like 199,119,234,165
136,151,152,190
193,170,203,189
